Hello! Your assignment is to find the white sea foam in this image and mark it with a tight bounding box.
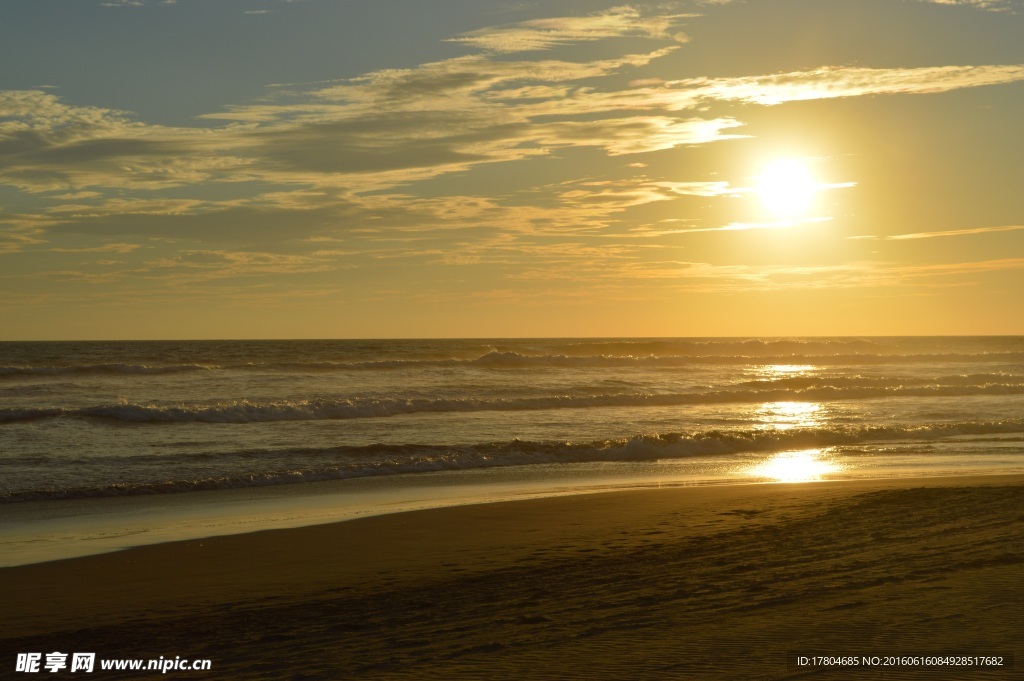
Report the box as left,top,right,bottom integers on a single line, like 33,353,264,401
3,350,1024,378
4,419,1022,502
3,380,1023,425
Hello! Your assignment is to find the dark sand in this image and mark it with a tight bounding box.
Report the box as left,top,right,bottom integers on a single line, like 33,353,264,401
2,475,1022,679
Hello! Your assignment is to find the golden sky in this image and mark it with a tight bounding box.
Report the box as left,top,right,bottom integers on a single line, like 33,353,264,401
1,0,1022,339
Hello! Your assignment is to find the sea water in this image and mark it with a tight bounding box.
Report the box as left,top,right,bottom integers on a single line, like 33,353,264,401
2,337,1023,563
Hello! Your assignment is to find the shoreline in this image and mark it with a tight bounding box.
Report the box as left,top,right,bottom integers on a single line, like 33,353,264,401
1,461,745,568
3,473,1022,678
4,461,1022,568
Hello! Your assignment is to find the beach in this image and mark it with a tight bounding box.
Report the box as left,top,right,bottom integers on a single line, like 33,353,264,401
3,474,1021,679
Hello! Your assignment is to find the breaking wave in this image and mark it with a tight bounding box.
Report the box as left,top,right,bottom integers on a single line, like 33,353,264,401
4,419,1022,502
0,363,213,377
3,379,1024,425
4,350,1024,379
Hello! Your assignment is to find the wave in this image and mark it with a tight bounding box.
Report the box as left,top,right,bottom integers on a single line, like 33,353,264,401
4,351,1024,379
5,419,1022,502
0,363,213,378
4,380,1024,425
463,351,1024,368
735,372,1024,390
553,338,891,356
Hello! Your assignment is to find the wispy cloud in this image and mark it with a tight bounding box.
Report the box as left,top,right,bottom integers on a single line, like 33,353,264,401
635,217,832,237
603,257,1024,291
99,0,183,6
6,48,1020,201
919,0,1015,12
447,6,693,53
674,64,1024,106
849,224,1024,240
3,44,738,201
0,90,249,194
47,243,145,253
146,249,334,277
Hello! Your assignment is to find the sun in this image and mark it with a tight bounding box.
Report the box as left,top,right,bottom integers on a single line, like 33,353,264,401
756,158,818,219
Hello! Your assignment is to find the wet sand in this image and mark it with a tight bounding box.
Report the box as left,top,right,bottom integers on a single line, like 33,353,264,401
2,475,1022,679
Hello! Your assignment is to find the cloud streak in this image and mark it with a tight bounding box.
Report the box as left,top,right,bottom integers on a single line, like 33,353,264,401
672,64,1024,107
604,256,1024,292
447,6,694,53
920,0,1015,11
849,224,1024,240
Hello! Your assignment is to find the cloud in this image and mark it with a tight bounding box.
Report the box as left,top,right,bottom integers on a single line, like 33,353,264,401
145,249,334,278
98,0,182,5
603,256,1024,291
0,90,134,136
849,224,1024,240
656,181,735,197
47,243,145,253
447,6,693,53
0,229,47,254
0,91,251,193
162,47,736,188
533,116,744,155
919,0,1015,11
8,50,1019,200
420,63,1024,119
672,64,1024,107
44,200,355,244
4,4,1024,288
307,49,680,112
0,251,341,303
555,179,687,211
893,258,1024,279
630,217,831,237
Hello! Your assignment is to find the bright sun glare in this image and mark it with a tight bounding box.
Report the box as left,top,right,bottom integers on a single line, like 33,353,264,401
756,158,818,219
750,449,842,483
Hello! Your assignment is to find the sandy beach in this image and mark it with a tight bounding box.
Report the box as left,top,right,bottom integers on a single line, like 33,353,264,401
2,475,1021,679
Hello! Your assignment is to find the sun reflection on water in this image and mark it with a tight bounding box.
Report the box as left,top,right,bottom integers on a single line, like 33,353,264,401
754,401,823,430
749,449,843,483
749,365,824,429
755,364,815,376
741,364,845,482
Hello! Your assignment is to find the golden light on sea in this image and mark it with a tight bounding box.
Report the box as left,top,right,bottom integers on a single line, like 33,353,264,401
758,364,815,375
749,449,843,483
755,401,823,430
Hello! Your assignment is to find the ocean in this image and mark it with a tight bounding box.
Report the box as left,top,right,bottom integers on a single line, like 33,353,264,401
2,337,1023,563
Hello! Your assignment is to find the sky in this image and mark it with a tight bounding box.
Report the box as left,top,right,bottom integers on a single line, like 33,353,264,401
1,0,1022,339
